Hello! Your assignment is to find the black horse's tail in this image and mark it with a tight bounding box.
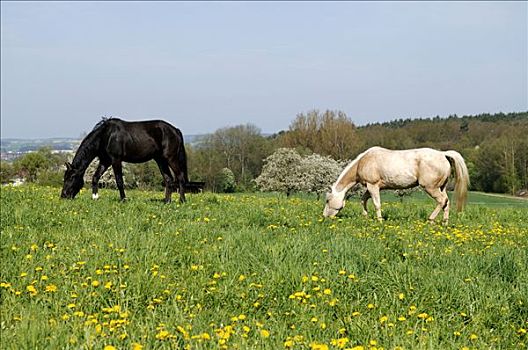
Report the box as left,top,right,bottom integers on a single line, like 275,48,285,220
176,128,189,184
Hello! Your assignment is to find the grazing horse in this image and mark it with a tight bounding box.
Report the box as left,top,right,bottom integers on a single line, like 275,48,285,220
61,118,188,203
323,147,469,224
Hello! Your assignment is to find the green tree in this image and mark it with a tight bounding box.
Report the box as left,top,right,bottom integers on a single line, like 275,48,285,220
281,110,361,159
0,161,16,184
14,148,56,182
190,124,273,191
129,161,163,190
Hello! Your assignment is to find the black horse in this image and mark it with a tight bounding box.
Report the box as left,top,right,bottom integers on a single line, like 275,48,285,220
61,118,188,203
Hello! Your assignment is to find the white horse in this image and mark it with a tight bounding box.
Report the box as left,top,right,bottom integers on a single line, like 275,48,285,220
323,147,469,224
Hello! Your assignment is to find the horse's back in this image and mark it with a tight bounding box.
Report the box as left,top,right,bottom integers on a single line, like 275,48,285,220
358,147,450,188
102,119,184,162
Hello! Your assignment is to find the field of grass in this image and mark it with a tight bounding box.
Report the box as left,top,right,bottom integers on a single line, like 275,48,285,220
1,185,527,349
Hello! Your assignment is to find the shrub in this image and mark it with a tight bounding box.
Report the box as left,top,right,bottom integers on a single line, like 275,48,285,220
216,168,236,193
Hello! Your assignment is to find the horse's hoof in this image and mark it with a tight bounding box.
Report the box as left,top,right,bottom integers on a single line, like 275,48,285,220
92,193,99,200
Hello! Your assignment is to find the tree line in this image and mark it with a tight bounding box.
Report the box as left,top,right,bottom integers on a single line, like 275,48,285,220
2,110,527,195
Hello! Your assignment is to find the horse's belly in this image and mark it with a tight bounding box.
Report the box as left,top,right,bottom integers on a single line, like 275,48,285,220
380,173,418,189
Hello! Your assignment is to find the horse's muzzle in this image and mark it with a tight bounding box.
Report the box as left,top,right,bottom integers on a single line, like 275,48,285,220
60,191,74,199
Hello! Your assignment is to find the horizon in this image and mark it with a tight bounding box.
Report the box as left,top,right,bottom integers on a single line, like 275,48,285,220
1,109,526,141
2,1,526,139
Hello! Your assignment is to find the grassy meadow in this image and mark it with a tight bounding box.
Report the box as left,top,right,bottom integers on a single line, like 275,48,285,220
1,185,527,350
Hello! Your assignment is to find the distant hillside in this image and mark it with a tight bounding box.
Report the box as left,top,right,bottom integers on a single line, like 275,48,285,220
356,111,528,151
0,135,207,154
0,138,81,153
362,111,528,129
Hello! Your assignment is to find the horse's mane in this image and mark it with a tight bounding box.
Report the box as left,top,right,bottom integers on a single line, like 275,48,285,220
71,117,117,169
92,117,122,131
332,148,373,193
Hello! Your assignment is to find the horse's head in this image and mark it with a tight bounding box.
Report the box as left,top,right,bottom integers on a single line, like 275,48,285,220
60,162,84,199
323,190,346,217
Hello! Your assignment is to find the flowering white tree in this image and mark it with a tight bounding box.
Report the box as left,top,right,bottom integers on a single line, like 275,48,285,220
254,148,304,196
298,153,346,195
255,148,346,196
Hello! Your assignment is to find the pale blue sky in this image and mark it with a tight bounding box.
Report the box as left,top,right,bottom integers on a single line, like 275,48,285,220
1,1,527,138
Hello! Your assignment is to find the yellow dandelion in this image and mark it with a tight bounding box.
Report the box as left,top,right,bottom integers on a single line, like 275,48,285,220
284,339,294,348
330,337,349,348
26,285,38,296
310,343,329,350
91,280,100,287
156,330,171,340
45,284,57,293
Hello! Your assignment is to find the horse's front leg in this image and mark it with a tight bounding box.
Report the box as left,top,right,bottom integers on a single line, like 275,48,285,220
112,162,127,201
366,183,383,221
91,162,110,200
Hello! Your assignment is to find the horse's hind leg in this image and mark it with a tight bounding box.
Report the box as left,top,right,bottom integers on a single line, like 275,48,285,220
424,187,449,224
441,188,450,225
167,159,186,203
156,159,174,203
361,190,371,216
366,183,383,221
112,162,127,201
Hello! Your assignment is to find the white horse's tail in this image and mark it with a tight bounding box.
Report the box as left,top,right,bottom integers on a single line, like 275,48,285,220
444,150,470,212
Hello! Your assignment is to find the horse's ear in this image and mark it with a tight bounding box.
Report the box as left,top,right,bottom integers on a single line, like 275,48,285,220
65,162,72,171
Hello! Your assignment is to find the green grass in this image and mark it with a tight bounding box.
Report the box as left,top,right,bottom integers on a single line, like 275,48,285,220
1,185,527,349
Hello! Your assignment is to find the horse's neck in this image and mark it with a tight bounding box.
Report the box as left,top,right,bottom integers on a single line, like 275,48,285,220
334,162,358,193
72,134,100,172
